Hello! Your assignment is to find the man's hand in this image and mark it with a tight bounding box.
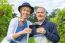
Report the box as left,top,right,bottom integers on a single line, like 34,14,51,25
36,27,46,34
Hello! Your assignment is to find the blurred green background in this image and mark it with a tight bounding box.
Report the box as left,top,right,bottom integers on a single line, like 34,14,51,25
0,0,65,43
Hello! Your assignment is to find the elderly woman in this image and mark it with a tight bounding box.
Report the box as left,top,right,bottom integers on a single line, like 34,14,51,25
6,2,34,43
30,7,60,43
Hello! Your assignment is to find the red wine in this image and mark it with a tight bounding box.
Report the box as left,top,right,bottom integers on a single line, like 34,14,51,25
34,25,40,28
29,25,40,29
29,25,34,29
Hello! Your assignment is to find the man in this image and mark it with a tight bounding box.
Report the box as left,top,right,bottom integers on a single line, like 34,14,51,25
6,2,34,43
31,7,60,43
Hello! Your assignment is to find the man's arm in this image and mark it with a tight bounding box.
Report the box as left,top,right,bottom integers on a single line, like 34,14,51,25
44,23,60,43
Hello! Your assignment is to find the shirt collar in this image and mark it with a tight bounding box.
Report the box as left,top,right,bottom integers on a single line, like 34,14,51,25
41,20,47,25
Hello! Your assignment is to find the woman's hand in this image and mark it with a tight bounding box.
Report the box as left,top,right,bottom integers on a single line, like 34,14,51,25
22,28,32,34
36,27,46,34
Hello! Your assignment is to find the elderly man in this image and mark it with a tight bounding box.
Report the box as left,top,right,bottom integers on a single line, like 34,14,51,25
30,7,60,43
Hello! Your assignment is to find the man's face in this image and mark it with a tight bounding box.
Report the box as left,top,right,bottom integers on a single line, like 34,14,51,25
36,7,46,21
20,7,31,19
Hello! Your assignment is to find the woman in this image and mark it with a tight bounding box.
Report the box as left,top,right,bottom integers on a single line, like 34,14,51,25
6,2,34,43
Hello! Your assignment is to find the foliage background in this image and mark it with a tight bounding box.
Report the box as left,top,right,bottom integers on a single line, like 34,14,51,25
0,0,12,42
0,0,65,43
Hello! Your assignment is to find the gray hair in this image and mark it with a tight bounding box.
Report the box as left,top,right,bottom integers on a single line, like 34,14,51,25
34,7,48,14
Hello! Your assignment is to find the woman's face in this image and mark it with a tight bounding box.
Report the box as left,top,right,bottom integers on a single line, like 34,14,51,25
36,8,46,21
20,7,31,19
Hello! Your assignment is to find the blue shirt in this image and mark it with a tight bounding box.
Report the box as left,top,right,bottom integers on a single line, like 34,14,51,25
6,17,32,43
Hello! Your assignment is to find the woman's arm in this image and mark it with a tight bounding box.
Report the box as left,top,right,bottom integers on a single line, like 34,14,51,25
6,18,16,41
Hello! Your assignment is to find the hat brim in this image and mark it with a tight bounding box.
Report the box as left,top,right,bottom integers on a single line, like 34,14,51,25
18,5,34,14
